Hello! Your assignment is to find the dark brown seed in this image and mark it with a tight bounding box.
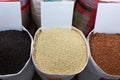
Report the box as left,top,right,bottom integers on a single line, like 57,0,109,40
0,30,31,75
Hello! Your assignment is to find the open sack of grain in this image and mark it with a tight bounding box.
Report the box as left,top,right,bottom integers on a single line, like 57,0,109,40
0,2,34,80
32,1,89,80
32,27,89,80
78,2,120,80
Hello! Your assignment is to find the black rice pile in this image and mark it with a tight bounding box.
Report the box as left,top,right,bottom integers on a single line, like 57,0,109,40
0,30,31,75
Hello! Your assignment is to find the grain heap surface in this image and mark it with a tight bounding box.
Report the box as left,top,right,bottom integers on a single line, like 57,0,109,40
33,28,87,75
90,33,120,75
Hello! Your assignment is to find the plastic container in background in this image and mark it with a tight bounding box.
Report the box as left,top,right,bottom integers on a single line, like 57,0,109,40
32,27,89,80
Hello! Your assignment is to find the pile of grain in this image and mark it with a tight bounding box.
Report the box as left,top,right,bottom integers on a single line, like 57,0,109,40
89,33,120,75
0,30,31,75
33,28,87,75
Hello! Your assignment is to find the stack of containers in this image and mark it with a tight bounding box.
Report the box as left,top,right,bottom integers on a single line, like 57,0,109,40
78,2,120,80
0,2,34,80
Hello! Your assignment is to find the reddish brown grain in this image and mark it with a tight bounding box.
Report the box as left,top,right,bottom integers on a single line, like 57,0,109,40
89,33,120,75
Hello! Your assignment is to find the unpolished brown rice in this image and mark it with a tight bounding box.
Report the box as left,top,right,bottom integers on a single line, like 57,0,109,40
89,33,120,76
33,28,87,75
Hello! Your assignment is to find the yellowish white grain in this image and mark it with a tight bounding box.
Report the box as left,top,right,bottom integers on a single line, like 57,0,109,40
33,28,87,75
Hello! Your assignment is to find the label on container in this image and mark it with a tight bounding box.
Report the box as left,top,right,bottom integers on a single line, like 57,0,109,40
94,3,120,33
0,2,22,31
41,1,74,30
